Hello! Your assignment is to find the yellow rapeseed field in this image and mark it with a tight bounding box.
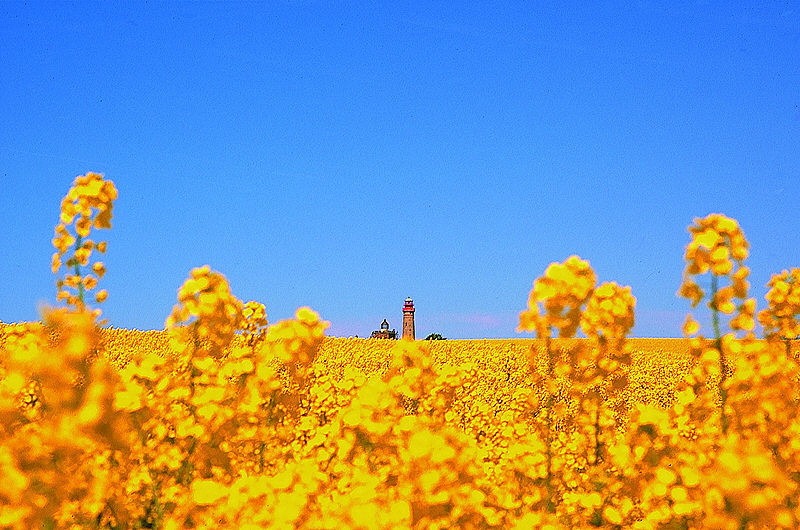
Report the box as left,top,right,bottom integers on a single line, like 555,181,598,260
2,172,800,529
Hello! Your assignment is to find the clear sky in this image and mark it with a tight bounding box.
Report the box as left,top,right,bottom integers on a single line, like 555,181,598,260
1,2,798,339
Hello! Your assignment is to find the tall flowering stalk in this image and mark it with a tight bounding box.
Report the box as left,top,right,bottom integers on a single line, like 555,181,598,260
758,268,800,357
678,213,754,434
51,172,117,317
579,282,636,463
519,255,596,511
0,172,128,528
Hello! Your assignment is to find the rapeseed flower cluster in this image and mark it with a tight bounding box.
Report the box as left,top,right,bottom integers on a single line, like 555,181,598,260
51,172,117,314
679,213,754,337
241,301,269,348
581,282,636,344
518,255,596,339
165,265,244,359
758,267,800,341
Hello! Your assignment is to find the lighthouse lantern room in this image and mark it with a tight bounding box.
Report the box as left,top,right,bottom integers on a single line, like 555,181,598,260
402,297,415,340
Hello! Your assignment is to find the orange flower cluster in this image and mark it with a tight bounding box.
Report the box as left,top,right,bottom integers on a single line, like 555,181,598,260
165,266,244,359
683,213,749,276
758,268,800,341
0,310,128,527
241,301,269,348
581,282,636,343
51,172,117,313
518,255,597,339
679,213,754,336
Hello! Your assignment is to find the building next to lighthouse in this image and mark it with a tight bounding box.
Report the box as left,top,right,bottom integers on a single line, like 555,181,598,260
370,319,397,339
402,297,415,340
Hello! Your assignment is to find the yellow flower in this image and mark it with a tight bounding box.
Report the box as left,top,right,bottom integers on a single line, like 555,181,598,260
682,314,700,336
82,275,98,290
92,262,106,278
677,280,704,307
191,479,227,505
603,506,623,525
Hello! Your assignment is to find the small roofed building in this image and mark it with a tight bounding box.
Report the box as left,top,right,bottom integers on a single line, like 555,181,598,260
370,319,398,339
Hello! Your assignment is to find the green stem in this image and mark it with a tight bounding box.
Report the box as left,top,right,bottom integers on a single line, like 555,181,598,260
544,336,555,513
594,402,602,465
73,234,85,308
711,275,721,344
544,394,554,513
135,419,165,530
711,274,728,433
148,476,164,530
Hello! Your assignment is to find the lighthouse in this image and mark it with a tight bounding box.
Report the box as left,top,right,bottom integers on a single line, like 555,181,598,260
402,297,415,340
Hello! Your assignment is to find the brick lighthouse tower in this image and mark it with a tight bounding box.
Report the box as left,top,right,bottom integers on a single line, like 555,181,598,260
402,297,415,340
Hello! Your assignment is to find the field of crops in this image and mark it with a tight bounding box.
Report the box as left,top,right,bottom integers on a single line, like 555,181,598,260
2,173,800,529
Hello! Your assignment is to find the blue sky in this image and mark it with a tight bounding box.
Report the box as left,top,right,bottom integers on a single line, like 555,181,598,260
1,2,798,339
